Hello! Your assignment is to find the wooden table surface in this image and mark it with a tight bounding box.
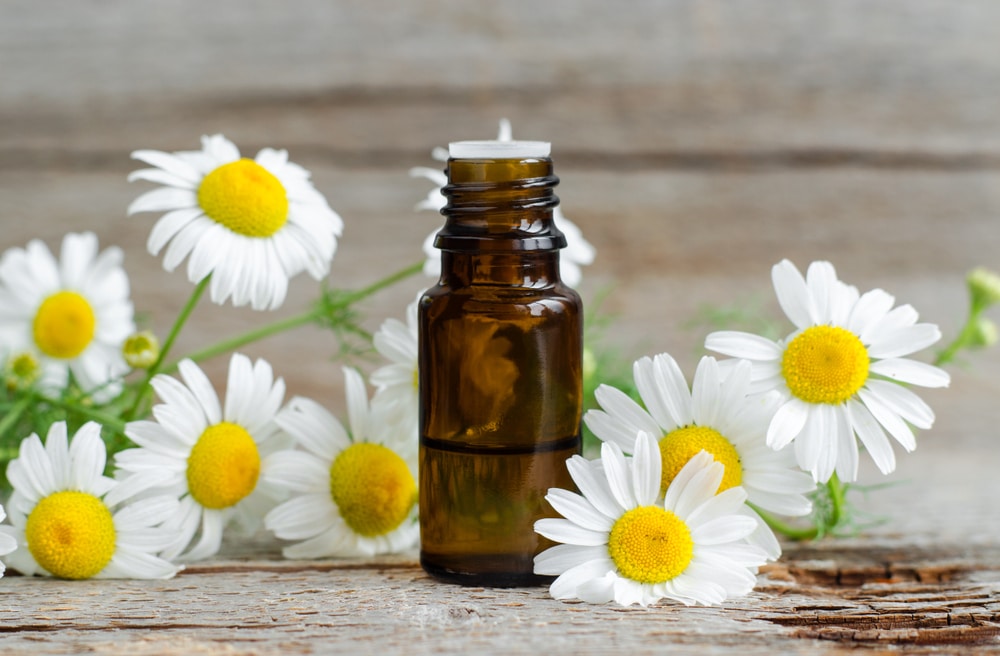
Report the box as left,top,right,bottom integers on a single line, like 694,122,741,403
2,2,999,653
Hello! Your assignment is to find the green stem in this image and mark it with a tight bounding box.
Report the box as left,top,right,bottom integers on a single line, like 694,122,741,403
934,305,982,367
0,395,32,441
175,309,321,370
124,276,210,420
753,473,847,541
162,261,423,372
30,393,127,434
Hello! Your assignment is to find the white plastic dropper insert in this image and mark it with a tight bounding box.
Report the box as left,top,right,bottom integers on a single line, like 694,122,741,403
448,140,551,159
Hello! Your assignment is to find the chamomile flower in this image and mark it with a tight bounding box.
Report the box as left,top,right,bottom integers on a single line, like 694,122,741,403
411,118,596,286
706,259,950,483
0,505,16,577
0,232,134,402
127,134,343,311
114,353,288,561
534,433,768,607
370,297,419,435
585,353,815,559
264,367,418,558
0,421,179,580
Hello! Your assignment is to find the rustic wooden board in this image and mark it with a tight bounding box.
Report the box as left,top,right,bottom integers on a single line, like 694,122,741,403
2,1,1000,652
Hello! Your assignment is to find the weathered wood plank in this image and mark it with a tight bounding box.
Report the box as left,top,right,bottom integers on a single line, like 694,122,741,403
1,541,998,655
4,0,1000,155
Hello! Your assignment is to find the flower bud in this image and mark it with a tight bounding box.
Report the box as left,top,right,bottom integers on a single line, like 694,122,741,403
969,316,998,349
967,267,1000,309
4,351,40,391
123,331,160,369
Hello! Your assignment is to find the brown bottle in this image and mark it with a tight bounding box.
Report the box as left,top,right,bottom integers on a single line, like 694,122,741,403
418,139,583,587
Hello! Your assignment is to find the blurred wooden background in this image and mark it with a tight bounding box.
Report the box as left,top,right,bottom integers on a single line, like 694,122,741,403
2,1,999,652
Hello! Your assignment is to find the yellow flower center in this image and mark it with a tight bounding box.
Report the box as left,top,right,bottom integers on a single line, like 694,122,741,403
197,158,289,237
25,491,116,580
607,505,694,584
782,325,870,405
187,422,261,509
329,443,417,537
659,426,742,495
32,291,96,359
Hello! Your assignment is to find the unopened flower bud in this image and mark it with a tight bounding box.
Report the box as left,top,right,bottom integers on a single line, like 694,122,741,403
969,316,998,349
123,331,160,369
967,267,1000,309
4,351,40,391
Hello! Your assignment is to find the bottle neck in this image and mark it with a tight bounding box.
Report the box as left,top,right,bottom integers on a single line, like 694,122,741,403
434,157,565,255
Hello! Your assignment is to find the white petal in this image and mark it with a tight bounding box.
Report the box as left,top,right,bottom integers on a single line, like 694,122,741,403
705,331,783,362
127,187,197,215
566,456,623,519
668,452,723,520
103,548,180,580
805,260,839,323
834,404,860,483
282,525,353,559
858,388,917,452
685,486,747,529
550,560,616,601
848,288,896,337
796,403,837,483
127,167,197,189
867,324,943,359
113,495,179,528
869,359,950,389
846,399,896,475
68,423,108,492
264,494,338,540
544,489,613,533
276,396,348,461
766,399,810,450
533,544,608,576
690,514,757,546
865,379,936,429
600,441,636,510
634,353,691,429
772,259,817,329
180,509,226,561
690,356,722,428
343,367,371,441
534,518,608,547
146,208,204,256
631,431,661,506
130,149,201,183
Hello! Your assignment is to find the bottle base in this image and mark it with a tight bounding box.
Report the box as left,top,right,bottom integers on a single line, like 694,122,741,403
420,552,553,588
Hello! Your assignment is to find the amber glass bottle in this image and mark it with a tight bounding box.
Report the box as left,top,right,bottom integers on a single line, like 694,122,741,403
418,140,583,587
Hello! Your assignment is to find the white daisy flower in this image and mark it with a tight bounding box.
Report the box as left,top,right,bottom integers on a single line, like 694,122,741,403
0,421,179,580
534,433,768,607
0,232,134,402
706,259,950,483
114,353,288,561
370,297,419,436
411,118,596,287
264,367,418,558
585,353,816,559
0,504,17,577
127,133,344,311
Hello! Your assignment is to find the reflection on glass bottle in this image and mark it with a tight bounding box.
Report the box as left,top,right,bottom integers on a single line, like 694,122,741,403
419,140,583,587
